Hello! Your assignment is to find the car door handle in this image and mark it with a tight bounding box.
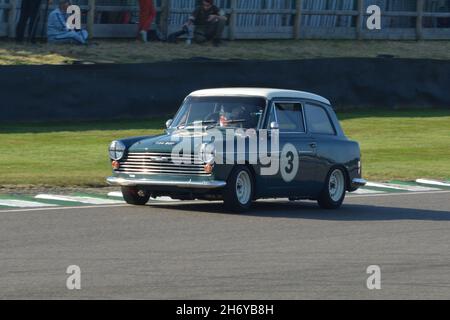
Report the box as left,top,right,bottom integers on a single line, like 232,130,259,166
309,142,317,148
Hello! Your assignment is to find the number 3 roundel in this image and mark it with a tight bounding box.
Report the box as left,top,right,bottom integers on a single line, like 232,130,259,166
280,143,299,182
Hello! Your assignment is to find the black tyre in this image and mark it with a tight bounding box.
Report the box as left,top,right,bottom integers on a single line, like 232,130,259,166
121,186,151,206
223,166,254,212
317,168,346,209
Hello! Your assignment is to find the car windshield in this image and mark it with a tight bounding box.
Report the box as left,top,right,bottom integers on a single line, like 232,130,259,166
171,96,267,129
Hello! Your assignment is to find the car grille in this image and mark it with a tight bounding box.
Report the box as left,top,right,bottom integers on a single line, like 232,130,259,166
116,152,209,176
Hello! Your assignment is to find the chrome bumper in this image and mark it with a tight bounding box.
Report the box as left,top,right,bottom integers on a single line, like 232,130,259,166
352,178,367,187
107,176,227,189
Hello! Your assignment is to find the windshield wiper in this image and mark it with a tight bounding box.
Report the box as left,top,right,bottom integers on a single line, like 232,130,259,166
206,119,251,129
222,119,246,124
176,120,217,130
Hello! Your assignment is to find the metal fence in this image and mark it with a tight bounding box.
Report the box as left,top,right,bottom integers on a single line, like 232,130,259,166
1,0,449,39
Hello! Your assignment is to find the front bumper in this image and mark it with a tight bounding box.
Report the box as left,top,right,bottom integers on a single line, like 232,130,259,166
351,178,367,188
107,176,227,189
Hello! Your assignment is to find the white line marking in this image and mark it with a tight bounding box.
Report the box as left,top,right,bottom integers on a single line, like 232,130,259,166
1,191,449,213
108,191,180,202
416,179,450,187
0,204,128,213
147,200,214,206
351,188,385,194
0,199,58,208
366,181,440,192
150,196,180,202
107,191,123,198
347,190,450,198
35,194,124,205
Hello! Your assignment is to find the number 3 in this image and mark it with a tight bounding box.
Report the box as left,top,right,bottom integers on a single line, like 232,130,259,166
280,143,299,182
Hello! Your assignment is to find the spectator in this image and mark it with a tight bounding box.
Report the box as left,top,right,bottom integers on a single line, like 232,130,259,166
47,0,88,45
186,0,226,46
16,0,43,43
138,0,156,42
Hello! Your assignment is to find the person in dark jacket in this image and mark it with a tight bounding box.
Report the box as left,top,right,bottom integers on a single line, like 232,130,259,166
16,0,43,43
185,0,226,46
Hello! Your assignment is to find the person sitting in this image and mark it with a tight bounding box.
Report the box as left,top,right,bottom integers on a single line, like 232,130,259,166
47,0,88,45
185,0,226,46
220,106,251,128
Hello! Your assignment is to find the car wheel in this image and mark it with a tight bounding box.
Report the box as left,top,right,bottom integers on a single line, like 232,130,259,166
223,166,254,212
121,186,151,205
317,168,346,209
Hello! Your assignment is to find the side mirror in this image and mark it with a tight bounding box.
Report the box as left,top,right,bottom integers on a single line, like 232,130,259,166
270,121,279,130
166,119,173,129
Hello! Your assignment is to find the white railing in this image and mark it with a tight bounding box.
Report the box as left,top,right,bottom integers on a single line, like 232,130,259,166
1,0,449,40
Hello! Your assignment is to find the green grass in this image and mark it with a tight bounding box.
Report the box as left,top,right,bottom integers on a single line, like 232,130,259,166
338,109,450,181
0,118,165,187
0,110,449,187
1,39,450,65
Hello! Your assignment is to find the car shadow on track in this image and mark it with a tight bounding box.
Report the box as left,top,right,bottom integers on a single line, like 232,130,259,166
148,201,450,221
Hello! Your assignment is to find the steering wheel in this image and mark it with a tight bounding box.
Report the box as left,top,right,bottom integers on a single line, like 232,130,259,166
204,112,220,122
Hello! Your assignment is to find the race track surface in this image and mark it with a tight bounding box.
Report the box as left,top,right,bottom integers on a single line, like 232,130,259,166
1,191,449,299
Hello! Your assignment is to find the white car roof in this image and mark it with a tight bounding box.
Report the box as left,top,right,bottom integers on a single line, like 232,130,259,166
189,88,331,105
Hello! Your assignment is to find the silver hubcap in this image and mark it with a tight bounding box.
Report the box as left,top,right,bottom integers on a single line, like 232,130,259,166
236,170,252,205
329,169,345,202
137,190,147,197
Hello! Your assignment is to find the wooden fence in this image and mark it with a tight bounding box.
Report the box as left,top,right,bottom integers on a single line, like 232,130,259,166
1,0,449,40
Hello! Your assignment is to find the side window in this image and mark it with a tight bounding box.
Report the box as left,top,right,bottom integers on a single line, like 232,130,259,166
304,104,335,135
270,102,305,133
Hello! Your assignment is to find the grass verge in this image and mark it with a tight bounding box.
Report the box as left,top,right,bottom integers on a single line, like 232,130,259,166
0,109,449,187
1,39,450,65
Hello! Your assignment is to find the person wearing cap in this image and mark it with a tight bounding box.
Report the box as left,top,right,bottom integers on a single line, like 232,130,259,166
138,0,156,42
185,0,226,46
47,0,88,44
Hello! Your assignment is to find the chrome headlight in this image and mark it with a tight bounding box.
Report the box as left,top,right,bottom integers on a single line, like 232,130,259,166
109,140,126,160
199,142,216,164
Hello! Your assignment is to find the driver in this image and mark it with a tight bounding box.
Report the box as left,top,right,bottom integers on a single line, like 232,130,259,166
220,106,248,127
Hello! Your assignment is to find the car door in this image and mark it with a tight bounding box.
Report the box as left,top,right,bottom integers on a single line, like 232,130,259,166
303,102,340,193
258,100,319,197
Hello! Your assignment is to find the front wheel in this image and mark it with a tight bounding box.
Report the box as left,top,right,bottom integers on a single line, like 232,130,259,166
121,186,151,205
317,168,346,209
223,166,254,212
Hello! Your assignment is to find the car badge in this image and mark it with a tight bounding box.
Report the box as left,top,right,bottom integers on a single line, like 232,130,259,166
149,156,170,162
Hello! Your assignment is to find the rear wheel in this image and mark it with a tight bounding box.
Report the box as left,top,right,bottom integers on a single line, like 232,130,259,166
223,166,254,212
317,168,346,209
121,186,151,205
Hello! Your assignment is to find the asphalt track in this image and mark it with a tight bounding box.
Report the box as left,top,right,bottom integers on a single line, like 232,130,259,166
1,191,449,299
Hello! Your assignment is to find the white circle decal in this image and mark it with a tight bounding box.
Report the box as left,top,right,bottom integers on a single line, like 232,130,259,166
280,143,299,182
